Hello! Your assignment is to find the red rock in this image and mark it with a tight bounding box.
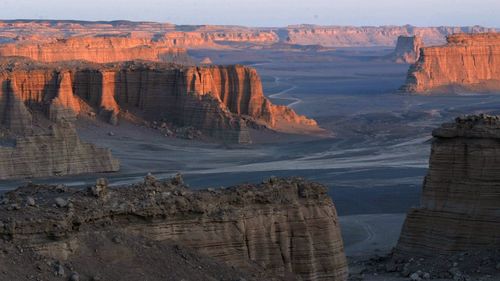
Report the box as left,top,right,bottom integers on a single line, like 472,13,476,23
390,35,424,64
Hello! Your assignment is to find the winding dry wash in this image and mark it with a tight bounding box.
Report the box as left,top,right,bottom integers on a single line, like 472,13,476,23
0,7,498,281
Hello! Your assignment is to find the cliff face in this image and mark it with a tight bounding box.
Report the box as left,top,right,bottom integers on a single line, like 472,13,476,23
0,37,193,64
0,60,320,144
0,177,348,281
0,66,119,179
395,115,500,257
403,33,500,93
390,35,423,63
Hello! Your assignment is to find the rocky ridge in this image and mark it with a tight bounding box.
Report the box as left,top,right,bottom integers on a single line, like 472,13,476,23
0,176,348,281
402,33,500,93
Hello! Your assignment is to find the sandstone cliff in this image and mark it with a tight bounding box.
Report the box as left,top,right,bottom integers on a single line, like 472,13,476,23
0,177,348,281
395,115,500,257
390,35,423,63
0,59,320,144
0,37,193,64
402,33,500,93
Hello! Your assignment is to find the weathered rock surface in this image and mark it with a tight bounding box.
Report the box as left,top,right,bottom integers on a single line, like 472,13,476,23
395,114,500,258
0,177,348,281
389,35,424,63
0,37,193,64
0,59,320,144
402,33,500,93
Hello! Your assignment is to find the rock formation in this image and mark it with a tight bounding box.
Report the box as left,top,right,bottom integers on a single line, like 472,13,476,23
395,114,500,258
0,59,320,144
390,35,424,63
0,37,193,64
0,63,120,179
402,33,500,93
0,177,348,281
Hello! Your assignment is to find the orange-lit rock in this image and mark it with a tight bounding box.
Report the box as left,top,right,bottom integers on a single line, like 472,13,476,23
0,37,193,64
0,59,321,143
403,33,500,93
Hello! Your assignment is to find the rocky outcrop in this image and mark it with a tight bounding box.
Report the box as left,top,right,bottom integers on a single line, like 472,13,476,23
0,37,193,64
0,59,320,144
395,115,500,258
0,177,348,281
390,35,423,63
402,33,500,93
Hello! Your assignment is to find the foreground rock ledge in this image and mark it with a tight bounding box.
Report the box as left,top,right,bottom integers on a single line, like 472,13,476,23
0,177,348,281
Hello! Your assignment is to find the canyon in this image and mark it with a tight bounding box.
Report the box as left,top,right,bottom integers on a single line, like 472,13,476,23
390,35,423,63
0,177,348,281
402,33,500,93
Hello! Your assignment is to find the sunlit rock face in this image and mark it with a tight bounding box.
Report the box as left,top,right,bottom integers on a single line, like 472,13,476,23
395,115,500,257
0,37,193,64
0,177,349,281
0,65,119,179
0,59,320,145
390,35,424,63
402,33,500,93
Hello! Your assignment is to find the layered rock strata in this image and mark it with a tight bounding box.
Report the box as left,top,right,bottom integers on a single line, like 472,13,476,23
0,37,193,64
390,35,423,63
402,33,500,93
0,177,348,281
395,115,500,257
0,59,320,144
0,64,120,179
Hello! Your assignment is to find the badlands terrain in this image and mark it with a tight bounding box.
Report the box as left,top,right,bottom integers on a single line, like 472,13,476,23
0,20,499,280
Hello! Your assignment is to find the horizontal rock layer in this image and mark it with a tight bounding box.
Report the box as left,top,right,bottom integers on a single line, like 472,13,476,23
403,33,500,93
0,59,319,144
0,37,193,64
395,115,500,257
0,177,348,281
